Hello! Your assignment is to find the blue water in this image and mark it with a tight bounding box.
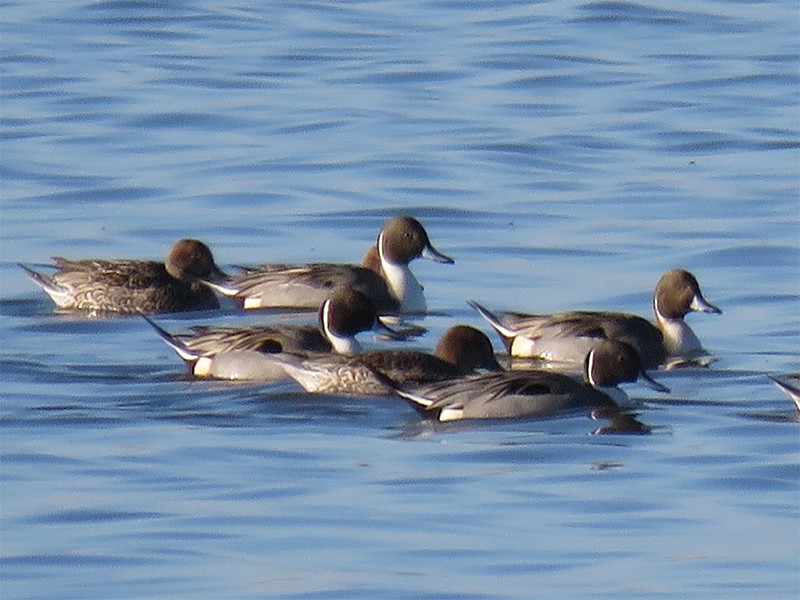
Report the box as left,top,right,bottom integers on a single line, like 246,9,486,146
2,1,799,598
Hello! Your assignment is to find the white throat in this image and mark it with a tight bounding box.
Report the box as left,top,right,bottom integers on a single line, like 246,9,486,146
654,297,702,357
586,351,632,407
321,299,362,355
328,333,362,355
378,231,426,313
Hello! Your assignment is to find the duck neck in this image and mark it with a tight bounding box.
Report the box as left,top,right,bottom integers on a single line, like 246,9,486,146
321,299,363,355
378,231,426,313
654,297,702,357
329,334,362,355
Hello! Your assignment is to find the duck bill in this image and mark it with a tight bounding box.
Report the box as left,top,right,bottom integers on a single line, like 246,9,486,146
421,244,454,265
373,317,409,341
374,316,428,341
638,369,670,394
199,274,240,296
689,292,721,314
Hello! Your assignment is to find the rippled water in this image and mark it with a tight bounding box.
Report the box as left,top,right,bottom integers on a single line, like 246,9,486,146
2,1,799,598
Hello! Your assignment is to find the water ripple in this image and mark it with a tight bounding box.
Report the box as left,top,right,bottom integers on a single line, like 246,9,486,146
2,1,798,598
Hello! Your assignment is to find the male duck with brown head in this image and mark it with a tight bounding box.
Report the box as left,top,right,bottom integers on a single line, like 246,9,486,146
204,215,453,314
144,287,404,380
394,339,669,422
20,239,226,315
470,269,721,369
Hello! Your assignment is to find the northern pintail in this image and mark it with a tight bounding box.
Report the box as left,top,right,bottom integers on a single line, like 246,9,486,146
19,239,225,315
769,374,800,412
203,215,453,313
274,325,502,396
471,269,721,369
145,287,395,380
394,339,669,422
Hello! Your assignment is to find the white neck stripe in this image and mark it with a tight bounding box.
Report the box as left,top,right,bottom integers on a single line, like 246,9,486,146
321,299,332,338
376,229,425,312
377,231,389,265
586,349,597,386
322,298,362,354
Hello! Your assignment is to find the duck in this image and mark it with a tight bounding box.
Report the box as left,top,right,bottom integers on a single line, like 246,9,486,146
769,374,800,412
273,325,502,396
470,269,721,369
393,339,669,422
144,287,400,380
202,215,453,314
19,239,226,315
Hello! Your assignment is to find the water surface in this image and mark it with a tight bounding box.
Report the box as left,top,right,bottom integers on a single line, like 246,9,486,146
1,1,798,599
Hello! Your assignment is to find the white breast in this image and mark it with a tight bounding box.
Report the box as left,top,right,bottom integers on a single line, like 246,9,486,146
655,311,703,357
378,233,426,313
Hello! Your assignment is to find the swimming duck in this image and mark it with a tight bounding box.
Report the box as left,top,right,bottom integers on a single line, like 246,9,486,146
394,339,669,422
144,287,397,380
20,239,225,315
203,215,453,313
471,269,721,368
274,325,502,396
